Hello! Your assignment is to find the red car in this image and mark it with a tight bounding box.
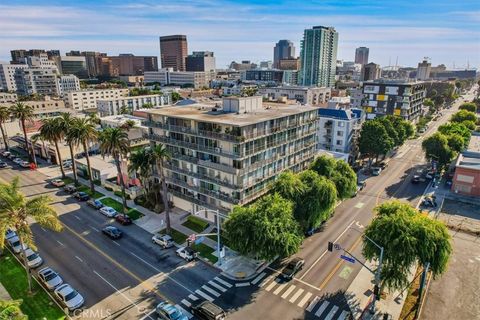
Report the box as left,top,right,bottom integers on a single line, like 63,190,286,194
115,215,132,225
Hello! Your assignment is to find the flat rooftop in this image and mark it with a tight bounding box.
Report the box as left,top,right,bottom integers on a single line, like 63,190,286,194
467,134,480,153
146,103,320,126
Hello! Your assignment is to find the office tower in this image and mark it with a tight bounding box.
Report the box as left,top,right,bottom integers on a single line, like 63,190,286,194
416,59,431,80
299,26,338,87
55,56,88,78
186,51,216,72
361,62,381,81
159,35,188,71
355,47,369,65
273,40,295,68
15,67,58,96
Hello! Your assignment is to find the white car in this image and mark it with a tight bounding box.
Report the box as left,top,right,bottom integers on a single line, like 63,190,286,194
13,157,23,164
152,234,174,248
20,161,30,168
8,236,28,254
176,246,197,262
2,151,11,157
54,284,84,311
371,167,382,176
38,267,64,290
99,206,117,218
24,248,43,268
5,229,17,241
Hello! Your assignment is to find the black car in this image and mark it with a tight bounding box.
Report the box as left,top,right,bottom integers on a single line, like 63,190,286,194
115,215,132,225
86,199,103,209
63,185,77,194
0,161,9,169
191,300,226,320
102,226,122,239
282,257,305,280
73,192,90,201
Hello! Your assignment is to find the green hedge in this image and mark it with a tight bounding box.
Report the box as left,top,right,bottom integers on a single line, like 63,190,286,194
181,215,209,233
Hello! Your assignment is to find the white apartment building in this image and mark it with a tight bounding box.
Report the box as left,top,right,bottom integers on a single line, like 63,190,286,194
0,64,29,92
350,88,365,109
22,53,59,73
100,114,149,147
56,75,80,97
97,93,172,116
144,96,319,221
14,67,58,96
259,86,331,105
221,84,257,96
65,88,129,111
0,92,17,104
144,68,215,89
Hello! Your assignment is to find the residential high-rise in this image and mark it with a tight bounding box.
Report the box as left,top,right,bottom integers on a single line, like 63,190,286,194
273,40,295,68
0,64,29,92
109,54,158,76
56,75,80,97
66,51,107,78
355,47,369,65
14,67,58,96
159,35,188,71
416,59,431,80
361,62,381,81
299,26,338,88
55,56,88,78
186,51,216,72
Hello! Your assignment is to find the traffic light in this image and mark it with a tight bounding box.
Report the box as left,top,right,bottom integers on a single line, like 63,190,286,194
327,242,334,252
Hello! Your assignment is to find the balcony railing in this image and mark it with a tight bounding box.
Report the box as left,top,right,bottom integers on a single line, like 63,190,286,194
166,177,239,205
164,163,240,190
169,190,230,215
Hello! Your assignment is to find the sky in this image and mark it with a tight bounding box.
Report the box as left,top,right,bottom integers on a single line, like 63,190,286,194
1,0,479,69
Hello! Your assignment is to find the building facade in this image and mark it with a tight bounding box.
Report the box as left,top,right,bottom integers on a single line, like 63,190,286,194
273,40,295,68
160,35,188,71
144,69,214,89
186,51,216,72
65,88,129,111
361,63,381,81
259,86,331,105
299,26,338,87
109,54,158,76
55,56,88,78
14,67,58,96
354,47,369,65
143,96,319,220
97,94,172,116
229,61,257,71
0,92,17,104
417,59,431,80
278,58,300,71
56,75,80,97
0,64,29,92
362,80,426,121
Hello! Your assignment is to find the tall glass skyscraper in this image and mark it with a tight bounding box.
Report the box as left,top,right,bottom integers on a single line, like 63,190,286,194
298,26,338,88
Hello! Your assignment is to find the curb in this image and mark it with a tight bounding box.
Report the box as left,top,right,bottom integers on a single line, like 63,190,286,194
220,259,272,282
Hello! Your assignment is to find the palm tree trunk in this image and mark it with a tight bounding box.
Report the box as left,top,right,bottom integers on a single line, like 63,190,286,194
82,141,95,193
0,123,9,151
20,119,33,163
17,234,32,293
115,155,128,216
54,141,66,179
158,160,171,234
68,143,78,185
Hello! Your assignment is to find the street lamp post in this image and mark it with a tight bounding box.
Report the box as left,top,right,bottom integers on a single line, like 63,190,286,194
193,208,229,266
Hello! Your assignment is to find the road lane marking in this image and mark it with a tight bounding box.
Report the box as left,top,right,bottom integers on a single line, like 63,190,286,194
90,226,100,232
306,296,320,312
112,241,121,246
338,310,349,320
195,289,214,302
139,309,156,320
181,299,191,307
289,288,304,303
188,294,199,301
251,272,266,285
297,292,313,308
281,284,296,299
273,282,289,295
235,282,250,287
175,304,193,319
213,277,232,288
129,251,161,272
56,240,64,246
265,279,279,292
41,227,47,232
258,275,274,287
325,305,339,320
75,255,83,262
208,280,227,292
74,215,81,221
315,301,330,316
201,285,220,297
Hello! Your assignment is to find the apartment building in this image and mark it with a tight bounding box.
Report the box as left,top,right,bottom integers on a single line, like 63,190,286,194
144,68,215,89
100,114,149,148
260,86,331,105
14,67,58,96
0,92,17,104
143,96,319,221
56,75,80,97
0,64,29,92
65,88,129,111
97,93,172,116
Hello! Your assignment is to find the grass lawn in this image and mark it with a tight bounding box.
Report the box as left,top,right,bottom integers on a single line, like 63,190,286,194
99,197,144,220
181,215,209,233
0,251,65,320
77,185,104,199
399,266,423,320
191,243,218,263
159,228,188,245
61,177,74,185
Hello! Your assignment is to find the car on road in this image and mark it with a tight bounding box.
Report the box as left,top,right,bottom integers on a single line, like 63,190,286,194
191,300,226,320
13,157,23,164
411,175,426,184
176,246,197,262
73,191,90,201
20,161,30,168
99,206,117,218
87,199,103,209
102,226,123,239
282,257,305,280
63,184,77,194
24,248,43,268
152,234,174,249
50,179,65,187
156,301,189,320
353,181,366,196
54,284,84,311
7,153,17,160
8,236,27,254
0,161,10,169
371,167,382,176
1,151,11,157
38,267,63,290
5,229,17,241
115,214,132,225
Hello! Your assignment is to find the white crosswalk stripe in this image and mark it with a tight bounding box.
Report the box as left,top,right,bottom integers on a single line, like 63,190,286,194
297,292,313,308
195,289,214,302
214,277,232,288
315,301,330,317
281,285,296,299
175,304,193,319
265,278,279,292
338,310,349,320
288,288,304,303
259,275,274,287
208,280,227,292
188,294,198,301
202,285,220,297
273,282,289,295
181,299,191,308
251,272,266,285
306,296,320,312
324,305,339,320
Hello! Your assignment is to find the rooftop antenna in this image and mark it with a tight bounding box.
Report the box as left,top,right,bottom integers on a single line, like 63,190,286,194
395,56,398,69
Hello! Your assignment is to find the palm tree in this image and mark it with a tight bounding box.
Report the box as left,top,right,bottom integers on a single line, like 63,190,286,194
0,106,11,151
38,118,66,178
9,103,34,162
58,113,79,185
0,177,62,293
98,127,130,215
151,144,172,233
129,147,155,199
120,119,137,131
87,113,101,126
67,118,98,192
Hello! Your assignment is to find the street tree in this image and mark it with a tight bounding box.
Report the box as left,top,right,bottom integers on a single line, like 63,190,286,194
9,103,34,162
446,133,466,153
377,117,399,146
438,122,471,146
151,144,172,233
359,120,394,164
460,120,476,131
422,132,455,168
459,102,477,113
271,170,304,200
451,110,477,123
39,118,66,179
0,106,10,151
310,155,357,199
0,177,62,293
58,113,79,185
224,193,303,260
362,201,452,291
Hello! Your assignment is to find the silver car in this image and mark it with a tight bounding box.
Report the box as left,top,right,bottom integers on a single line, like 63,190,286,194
8,236,27,254
38,267,64,290
24,248,43,268
54,284,85,311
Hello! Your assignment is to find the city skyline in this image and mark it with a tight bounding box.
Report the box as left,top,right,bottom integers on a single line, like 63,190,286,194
0,0,479,69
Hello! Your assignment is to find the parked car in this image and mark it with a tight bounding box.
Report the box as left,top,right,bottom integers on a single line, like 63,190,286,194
156,301,189,320
8,236,27,254
191,300,226,320
422,196,437,207
73,192,90,201
0,161,10,169
99,206,117,218
54,284,84,311
50,179,65,187
371,167,382,176
152,234,174,249
282,257,305,280
176,246,197,262
63,184,77,194
87,199,103,209
13,157,23,164
102,226,123,239
1,151,11,157
7,153,16,160
20,161,30,168
115,214,132,225
24,248,43,268
5,229,17,241
354,181,366,196
411,175,426,184
38,267,63,290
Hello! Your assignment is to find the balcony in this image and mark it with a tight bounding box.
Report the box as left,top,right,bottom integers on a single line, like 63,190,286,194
166,177,239,205
164,163,240,190
169,189,230,215
143,121,239,142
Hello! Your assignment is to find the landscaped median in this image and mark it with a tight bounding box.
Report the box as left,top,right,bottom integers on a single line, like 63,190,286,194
100,197,143,220
0,251,65,320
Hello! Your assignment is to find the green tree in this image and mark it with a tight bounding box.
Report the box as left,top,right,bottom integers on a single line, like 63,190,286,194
58,113,79,185
438,122,471,145
0,177,62,293
0,300,27,320
363,201,452,291
151,144,172,233
271,171,304,200
359,120,394,164
171,92,181,103
39,118,66,178
446,133,465,153
120,119,137,131
0,106,10,151
224,194,303,260
310,155,357,199
129,147,155,198
460,120,476,131
377,117,399,146
459,102,477,113
9,103,34,162
422,133,455,168
451,110,477,123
